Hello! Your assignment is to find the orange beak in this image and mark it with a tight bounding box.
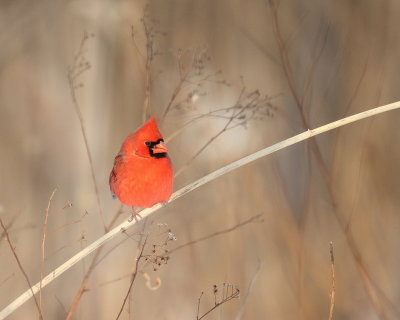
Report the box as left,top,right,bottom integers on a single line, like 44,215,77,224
152,140,168,153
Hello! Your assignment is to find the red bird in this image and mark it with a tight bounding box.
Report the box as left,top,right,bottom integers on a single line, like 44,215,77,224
109,117,173,212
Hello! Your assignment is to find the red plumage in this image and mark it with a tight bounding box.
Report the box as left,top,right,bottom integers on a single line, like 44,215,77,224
109,116,173,208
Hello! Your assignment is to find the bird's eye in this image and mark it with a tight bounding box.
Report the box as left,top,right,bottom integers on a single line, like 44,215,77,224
144,141,151,146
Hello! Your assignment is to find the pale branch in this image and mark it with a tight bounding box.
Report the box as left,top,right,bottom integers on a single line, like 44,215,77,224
64,205,124,320
0,101,399,319
81,214,262,290
267,3,395,317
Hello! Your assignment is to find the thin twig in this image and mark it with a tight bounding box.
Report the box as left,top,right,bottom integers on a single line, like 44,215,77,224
1,101,399,319
300,21,330,109
67,32,106,230
64,206,124,320
55,295,68,317
88,215,262,290
196,292,204,320
328,242,335,320
116,235,148,319
169,213,263,254
142,13,154,123
128,218,149,316
0,274,14,288
130,26,145,64
267,2,395,318
174,87,260,177
0,214,18,247
39,188,57,313
165,90,276,144
197,284,240,320
161,49,196,121
64,251,101,320
235,260,263,320
0,218,44,320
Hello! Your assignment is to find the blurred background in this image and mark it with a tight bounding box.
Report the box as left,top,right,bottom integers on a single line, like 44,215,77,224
1,0,400,319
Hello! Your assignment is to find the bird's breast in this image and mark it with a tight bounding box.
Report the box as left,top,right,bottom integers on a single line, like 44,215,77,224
112,155,173,208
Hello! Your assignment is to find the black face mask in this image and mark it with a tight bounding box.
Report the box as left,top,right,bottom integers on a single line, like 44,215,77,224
145,138,168,159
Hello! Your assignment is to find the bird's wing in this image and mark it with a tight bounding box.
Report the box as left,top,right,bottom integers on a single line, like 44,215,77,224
109,153,124,198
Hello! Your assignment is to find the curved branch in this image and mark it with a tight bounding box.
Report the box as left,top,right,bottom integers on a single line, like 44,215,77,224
0,100,399,320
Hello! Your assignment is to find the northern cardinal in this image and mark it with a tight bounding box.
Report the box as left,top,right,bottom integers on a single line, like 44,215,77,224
109,117,173,213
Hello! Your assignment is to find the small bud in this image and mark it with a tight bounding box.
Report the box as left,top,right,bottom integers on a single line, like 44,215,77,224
168,232,177,241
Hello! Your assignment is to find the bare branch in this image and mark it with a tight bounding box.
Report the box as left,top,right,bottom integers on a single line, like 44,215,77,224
169,213,263,254
174,87,276,177
142,15,153,123
196,292,203,320
235,260,263,320
87,215,261,291
161,49,198,121
0,274,14,288
266,2,398,318
67,32,106,230
0,214,18,247
116,236,148,319
328,242,335,320
64,205,124,320
197,283,240,320
1,101,399,319
39,188,57,313
0,218,43,320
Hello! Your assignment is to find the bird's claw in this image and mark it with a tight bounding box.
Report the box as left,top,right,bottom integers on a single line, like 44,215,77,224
128,211,143,223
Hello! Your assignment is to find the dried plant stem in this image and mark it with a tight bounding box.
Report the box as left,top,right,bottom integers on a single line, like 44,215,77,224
67,34,106,230
169,213,263,254
196,292,204,320
268,2,396,318
174,87,250,177
39,188,57,313
161,50,193,122
64,205,124,320
86,214,262,290
0,101,399,320
328,242,335,320
142,17,153,123
197,284,240,320
0,215,18,247
68,78,106,230
0,274,14,288
116,236,148,319
64,249,101,320
142,53,151,123
0,218,43,320
235,260,263,320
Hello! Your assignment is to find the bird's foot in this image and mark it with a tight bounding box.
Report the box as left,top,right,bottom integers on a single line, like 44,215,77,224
128,208,143,223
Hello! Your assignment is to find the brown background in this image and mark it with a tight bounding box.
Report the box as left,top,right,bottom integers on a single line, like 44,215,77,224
1,0,400,319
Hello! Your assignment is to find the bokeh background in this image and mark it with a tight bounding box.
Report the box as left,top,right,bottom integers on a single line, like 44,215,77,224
1,0,400,319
